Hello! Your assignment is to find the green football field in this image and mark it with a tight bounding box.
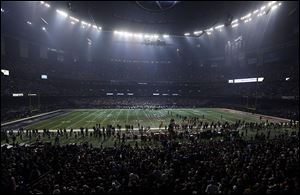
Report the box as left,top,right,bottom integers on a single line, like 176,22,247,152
25,108,289,130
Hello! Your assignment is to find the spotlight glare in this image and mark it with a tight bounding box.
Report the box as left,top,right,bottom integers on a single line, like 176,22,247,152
70,21,75,25
231,19,238,24
232,23,239,28
241,13,251,20
163,34,169,38
44,3,50,7
69,16,79,22
92,25,98,29
214,24,224,30
56,9,68,17
271,4,278,10
40,1,44,4
1,8,4,12
184,33,190,36
207,31,211,35
98,26,102,30
268,1,276,7
244,18,252,23
253,9,259,14
261,6,266,10
193,31,202,35
134,33,143,38
26,21,32,25
42,26,46,31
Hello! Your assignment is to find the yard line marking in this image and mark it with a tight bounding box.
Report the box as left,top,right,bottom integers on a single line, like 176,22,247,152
142,109,156,128
83,109,105,128
49,111,87,129
67,111,98,128
112,109,123,126
27,111,76,129
126,109,129,124
100,109,115,126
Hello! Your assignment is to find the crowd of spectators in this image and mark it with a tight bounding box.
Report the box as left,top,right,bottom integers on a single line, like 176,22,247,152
1,128,299,194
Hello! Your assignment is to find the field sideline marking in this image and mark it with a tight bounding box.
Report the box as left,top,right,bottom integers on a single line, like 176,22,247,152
33,111,80,129
1,110,62,126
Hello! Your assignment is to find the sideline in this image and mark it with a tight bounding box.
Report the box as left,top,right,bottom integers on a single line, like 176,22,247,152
1,110,62,126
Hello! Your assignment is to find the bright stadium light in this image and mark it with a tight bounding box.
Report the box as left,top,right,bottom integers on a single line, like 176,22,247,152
232,23,239,28
184,33,190,36
257,77,264,82
231,19,238,24
98,26,102,30
285,77,290,81
12,93,24,97
26,21,32,25
244,18,252,23
253,9,259,14
163,34,169,38
92,25,98,29
153,34,159,39
128,33,134,37
40,1,44,4
194,31,202,35
81,21,88,25
56,9,68,17
261,6,266,11
144,34,150,38
278,2,281,6
271,4,278,10
241,13,251,20
69,16,79,22
44,3,50,8
1,69,9,76
70,21,75,25
268,1,276,7
233,77,264,83
214,24,224,30
207,31,211,35
135,33,143,38
1,8,4,12
42,26,46,31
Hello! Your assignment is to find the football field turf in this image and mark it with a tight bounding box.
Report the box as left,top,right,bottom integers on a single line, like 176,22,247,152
25,108,289,130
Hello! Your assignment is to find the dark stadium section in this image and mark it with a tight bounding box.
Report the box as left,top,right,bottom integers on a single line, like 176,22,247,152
1,1,299,195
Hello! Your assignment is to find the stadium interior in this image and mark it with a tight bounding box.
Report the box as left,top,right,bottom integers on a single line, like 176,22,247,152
1,1,299,194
